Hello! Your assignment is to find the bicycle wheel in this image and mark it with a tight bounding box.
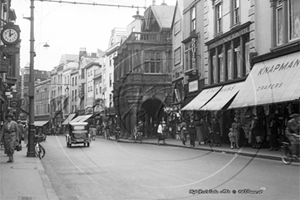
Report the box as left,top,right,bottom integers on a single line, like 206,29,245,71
39,144,46,159
281,144,293,165
34,143,40,158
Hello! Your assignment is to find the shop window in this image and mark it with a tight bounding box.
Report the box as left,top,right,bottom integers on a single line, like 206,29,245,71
274,0,300,46
215,2,223,34
109,74,112,87
276,1,283,45
144,51,162,74
289,0,300,41
191,6,196,32
232,0,240,25
174,20,181,35
174,47,181,66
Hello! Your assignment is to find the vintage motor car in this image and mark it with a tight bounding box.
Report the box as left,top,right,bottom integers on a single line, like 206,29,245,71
66,122,91,147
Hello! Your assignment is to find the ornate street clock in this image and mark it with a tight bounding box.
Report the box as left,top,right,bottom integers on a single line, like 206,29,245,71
1,24,20,45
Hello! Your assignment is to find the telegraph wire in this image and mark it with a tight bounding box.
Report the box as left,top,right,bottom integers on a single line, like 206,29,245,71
36,0,146,9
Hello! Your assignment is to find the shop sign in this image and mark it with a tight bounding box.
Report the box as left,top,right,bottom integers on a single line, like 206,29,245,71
1,46,20,54
10,99,19,108
191,38,197,69
0,65,8,73
208,26,250,49
189,80,198,93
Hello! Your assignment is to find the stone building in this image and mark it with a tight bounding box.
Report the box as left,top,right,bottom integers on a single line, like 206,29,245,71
113,3,175,138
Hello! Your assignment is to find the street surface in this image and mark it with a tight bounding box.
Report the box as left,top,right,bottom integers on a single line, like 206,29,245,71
41,136,300,200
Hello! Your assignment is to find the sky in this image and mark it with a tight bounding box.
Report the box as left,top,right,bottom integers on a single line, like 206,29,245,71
12,0,177,71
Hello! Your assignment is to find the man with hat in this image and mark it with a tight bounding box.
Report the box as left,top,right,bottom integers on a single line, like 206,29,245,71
286,113,300,156
0,114,20,163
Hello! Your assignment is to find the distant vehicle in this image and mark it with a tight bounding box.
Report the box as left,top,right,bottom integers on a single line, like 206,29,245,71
66,122,91,147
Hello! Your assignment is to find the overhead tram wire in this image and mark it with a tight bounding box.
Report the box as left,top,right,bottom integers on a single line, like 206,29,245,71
37,0,146,9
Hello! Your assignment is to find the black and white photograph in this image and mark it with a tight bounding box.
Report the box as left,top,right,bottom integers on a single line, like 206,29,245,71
0,0,300,199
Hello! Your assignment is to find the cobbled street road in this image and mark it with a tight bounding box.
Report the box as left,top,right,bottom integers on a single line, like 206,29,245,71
41,136,300,200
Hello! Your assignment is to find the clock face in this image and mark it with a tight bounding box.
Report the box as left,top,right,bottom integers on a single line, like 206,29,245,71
2,28,19,44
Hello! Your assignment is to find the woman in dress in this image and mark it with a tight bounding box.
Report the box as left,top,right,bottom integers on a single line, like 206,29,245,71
0,114,20,163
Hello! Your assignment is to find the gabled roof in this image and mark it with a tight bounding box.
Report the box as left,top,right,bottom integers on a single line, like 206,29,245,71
59,54,78,65
151,5,175,30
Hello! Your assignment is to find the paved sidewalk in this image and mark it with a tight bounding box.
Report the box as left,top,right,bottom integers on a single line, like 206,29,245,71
0,144,59,200
103,136,285,161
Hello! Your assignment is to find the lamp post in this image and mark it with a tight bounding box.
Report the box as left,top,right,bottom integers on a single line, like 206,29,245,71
27,0,35,157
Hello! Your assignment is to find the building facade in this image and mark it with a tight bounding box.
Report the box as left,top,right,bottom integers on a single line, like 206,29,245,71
85,61,101,114
19,65,50,121
113,3,175,138
34,79,51,124
0,1,20,123
77,48,101,115
102,27,127,116
70,70,79,114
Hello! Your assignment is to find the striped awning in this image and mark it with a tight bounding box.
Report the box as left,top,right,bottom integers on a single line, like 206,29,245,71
230,51,300,108
62,113,76,125
34,121,49,127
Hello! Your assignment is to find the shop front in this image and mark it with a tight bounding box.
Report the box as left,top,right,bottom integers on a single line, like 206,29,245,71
229,49,300,147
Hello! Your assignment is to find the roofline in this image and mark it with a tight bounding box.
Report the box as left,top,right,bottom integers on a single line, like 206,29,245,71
171,1,179,30
84,62,101,69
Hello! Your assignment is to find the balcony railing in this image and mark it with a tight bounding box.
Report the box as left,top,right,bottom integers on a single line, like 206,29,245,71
127,32,172,43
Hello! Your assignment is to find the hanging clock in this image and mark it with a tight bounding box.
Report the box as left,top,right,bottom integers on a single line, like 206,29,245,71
1,24,20,45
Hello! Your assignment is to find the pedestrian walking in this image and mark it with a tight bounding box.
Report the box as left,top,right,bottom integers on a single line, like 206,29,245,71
269,117,280,151
212,118,222,147
157,121,166,145
232,118,241,148
228,128,236,149
0,114,20,163
250,116,259,148
188,119,196,147
202,118,209,144
196,118,204,145
89,125,97,141
17,120,24,145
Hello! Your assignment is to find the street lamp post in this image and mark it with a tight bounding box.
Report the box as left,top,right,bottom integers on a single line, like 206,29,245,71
27,0,35,157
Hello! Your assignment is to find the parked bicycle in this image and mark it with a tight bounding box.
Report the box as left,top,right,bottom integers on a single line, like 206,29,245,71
281,134,300,165
34,135,46,159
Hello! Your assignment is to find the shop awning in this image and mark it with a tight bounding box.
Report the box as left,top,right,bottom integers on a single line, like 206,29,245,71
62,113,76,125
229,51,300,108
78,114,92,122
181,86,222,110
70,114,92,123
34,121,49,127
200,82,244,111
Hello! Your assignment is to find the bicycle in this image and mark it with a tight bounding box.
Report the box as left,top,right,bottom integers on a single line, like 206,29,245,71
281,134,300,165
34,135,46,159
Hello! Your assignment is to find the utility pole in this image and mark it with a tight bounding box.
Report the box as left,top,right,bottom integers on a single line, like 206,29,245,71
27,0,36,157
26,0,146,157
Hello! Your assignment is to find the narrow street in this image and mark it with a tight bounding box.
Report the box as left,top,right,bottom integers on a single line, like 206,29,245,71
41,136,300,200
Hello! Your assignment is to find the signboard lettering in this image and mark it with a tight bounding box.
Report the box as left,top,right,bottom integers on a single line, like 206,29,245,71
191,38,197,69
257,59,300,76
2,46,20,54
208,26,250,49
189,80,198,93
